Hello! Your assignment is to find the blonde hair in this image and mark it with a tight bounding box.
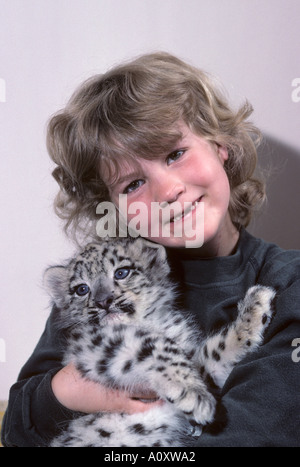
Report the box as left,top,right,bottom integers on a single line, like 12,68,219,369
47,52,265,239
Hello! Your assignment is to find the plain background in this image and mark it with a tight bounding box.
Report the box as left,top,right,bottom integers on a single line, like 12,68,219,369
0,0,299,400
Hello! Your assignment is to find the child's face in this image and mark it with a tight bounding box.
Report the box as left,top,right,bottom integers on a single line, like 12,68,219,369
106,124,232,251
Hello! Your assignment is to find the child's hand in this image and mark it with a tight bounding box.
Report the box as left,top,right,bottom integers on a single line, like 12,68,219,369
51,362,162,414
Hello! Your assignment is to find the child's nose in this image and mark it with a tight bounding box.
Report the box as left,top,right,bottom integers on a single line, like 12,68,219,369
155,176,186,204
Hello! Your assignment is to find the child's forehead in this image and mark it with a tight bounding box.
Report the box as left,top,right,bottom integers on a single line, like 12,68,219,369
100,155,143,189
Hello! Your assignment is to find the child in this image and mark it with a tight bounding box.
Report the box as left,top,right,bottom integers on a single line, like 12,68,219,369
2,52,299,447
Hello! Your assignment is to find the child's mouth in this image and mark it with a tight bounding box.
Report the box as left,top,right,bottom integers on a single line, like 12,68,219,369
170,196,204,223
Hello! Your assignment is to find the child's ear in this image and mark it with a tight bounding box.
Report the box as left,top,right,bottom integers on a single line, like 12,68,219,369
216,144,229,164
43,266,69,305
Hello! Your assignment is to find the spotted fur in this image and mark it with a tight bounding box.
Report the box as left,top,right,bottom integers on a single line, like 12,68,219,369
44,237,275,447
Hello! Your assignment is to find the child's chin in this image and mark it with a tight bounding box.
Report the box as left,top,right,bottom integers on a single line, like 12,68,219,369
147,236,202,249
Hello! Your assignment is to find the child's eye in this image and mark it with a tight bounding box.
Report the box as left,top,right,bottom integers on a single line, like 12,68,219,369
123,179,145,194
166,149,186,165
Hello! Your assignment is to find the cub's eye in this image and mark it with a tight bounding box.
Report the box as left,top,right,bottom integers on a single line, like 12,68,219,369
114,268,131,280
75,284,90,296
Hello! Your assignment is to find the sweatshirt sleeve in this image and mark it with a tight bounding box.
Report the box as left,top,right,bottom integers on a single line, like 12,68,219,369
2,247,299,447
195,252,300,447
1,307,81,447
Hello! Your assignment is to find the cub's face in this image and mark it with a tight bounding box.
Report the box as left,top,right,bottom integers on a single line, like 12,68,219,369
44,238,170,327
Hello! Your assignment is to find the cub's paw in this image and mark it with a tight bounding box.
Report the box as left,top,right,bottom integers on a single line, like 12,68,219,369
237,285,276,345
166,383,216,426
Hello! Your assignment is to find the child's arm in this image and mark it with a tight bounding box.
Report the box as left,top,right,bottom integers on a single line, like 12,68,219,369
195,276,300,447
1,309,69,447
1,307,159,447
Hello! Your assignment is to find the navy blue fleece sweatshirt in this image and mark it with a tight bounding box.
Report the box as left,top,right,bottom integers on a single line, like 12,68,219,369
2,229,300,447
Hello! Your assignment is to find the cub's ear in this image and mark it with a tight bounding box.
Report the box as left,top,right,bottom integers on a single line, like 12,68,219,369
145,240,167,263
133,237,167,263
43,266,69,305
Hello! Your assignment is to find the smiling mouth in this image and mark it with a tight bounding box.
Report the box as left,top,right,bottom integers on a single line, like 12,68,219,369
169,196,204,223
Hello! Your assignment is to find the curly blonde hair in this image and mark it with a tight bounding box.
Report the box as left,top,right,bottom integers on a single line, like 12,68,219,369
47,52,265,239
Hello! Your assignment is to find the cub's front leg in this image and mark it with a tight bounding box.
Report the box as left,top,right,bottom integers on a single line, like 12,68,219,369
199,285,275,388
66,323,216,426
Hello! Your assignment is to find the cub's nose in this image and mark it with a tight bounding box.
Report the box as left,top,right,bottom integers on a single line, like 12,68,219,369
95,294,114,310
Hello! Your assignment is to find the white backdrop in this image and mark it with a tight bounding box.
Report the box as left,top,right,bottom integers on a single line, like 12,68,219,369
0,0,299,400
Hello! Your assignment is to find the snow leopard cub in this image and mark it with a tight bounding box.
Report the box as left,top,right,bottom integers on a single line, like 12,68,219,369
44,237,275,447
